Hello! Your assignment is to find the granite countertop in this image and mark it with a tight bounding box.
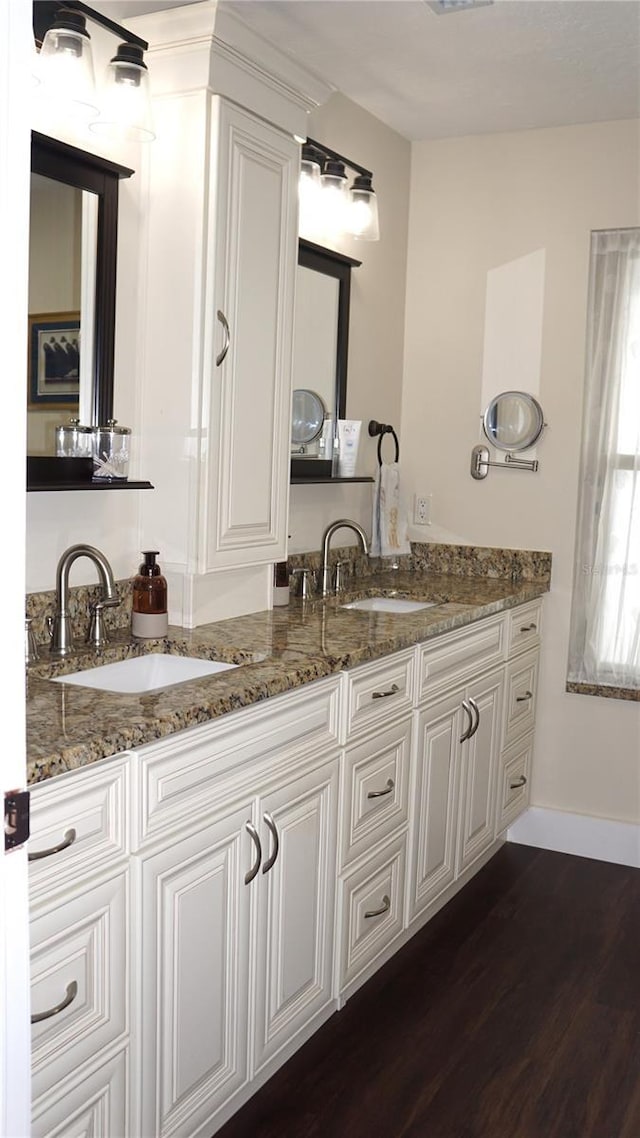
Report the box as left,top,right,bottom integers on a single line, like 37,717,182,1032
26,570,549,785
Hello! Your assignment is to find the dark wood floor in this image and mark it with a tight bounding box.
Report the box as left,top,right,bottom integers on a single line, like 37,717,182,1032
216,843,640,1138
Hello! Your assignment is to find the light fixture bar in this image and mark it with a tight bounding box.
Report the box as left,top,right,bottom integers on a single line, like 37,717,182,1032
305,137,372,180
33,1,149,51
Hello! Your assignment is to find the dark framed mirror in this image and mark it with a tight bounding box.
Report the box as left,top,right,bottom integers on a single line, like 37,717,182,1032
27,132,133,481
291,239,361,481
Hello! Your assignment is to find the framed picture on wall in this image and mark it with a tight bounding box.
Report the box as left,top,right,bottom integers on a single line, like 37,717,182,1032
28,312,81,406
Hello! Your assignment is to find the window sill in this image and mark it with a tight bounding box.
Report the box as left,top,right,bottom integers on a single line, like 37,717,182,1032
566,681,640,703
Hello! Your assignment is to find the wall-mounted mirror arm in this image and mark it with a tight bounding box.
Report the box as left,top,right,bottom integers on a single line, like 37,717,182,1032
471,445,539,480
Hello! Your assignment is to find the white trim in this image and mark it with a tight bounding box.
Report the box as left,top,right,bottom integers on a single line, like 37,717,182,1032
507,806,640,869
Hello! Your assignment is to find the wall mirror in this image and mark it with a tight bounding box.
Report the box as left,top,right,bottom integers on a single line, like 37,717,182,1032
482,390,545,452
290,239,360,481
27,132,133,475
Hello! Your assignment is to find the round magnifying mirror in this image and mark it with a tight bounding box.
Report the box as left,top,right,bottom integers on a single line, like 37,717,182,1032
482,391,545,452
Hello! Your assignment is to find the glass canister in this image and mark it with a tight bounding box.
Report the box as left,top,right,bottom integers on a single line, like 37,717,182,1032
55,418,93,459
92,419,131,481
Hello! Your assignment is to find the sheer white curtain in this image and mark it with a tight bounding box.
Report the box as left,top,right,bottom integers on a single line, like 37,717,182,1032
568,228,640,690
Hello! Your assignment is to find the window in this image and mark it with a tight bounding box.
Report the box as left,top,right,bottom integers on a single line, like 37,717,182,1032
568,228,640,692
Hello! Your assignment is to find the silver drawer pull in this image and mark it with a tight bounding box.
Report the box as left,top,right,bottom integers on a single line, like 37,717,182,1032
31,980,78,1024
364,894,391,919
459,699,473,743
244,821,262,885
519,622,537,632
216,309,230,366
28,827,77,862
367,778,395,800
516,690,533,703
509,775,528,789
372,683,400,700
261,812,279,875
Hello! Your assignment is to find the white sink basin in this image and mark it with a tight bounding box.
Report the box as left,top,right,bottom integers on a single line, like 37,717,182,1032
341,597,438,614
51,653,238,694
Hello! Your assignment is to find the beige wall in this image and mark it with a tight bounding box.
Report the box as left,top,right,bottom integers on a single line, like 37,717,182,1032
288,93,411,554
401,118,640,824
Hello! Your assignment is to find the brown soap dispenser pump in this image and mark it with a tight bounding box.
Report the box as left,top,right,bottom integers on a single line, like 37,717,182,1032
132,551,169,638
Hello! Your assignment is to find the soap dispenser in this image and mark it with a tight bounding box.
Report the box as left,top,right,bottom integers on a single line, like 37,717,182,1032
132,551,168,638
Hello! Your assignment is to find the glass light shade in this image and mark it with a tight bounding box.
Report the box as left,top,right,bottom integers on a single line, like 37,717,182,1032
38,12,98,117
90,44,155,142
319,159,349,238
299,147,323,237
349,174,380,241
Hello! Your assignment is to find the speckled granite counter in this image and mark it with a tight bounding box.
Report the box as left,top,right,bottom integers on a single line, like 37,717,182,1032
26,570,549,785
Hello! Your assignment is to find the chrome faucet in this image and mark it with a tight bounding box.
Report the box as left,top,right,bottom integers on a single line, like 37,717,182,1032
50,544,119,656
319,519,369,597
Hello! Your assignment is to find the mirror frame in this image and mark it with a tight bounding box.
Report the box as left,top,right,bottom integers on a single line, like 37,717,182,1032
482,390,545,452
30,131,134,430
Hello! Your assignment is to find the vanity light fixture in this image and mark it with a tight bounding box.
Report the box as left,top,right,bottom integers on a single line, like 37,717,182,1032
300,138,380,242
32,0,155,141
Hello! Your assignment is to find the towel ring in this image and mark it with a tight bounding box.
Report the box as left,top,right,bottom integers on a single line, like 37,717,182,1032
368,420,400,466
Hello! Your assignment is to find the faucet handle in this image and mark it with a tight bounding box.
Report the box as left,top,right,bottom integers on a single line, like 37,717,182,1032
25,618,39,666
334,560,351,594
87,596,119,649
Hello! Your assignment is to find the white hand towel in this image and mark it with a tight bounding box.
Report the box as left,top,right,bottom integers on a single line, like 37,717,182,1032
371,462,411,558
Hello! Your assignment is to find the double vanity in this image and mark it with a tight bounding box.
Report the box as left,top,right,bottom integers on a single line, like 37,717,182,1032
25,554,548,1138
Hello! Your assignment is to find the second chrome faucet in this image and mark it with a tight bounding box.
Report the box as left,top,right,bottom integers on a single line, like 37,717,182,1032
319,519,369,598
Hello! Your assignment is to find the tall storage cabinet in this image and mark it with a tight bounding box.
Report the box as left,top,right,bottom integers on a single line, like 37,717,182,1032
200,98,299,572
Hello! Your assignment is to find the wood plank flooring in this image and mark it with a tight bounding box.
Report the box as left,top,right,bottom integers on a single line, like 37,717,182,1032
215,843,640,1138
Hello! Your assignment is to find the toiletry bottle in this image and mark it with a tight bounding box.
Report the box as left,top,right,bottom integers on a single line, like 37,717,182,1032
273,560,290,606
132,551,169,638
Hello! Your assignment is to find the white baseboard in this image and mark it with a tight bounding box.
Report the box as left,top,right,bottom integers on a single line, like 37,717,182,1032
507,806,640,869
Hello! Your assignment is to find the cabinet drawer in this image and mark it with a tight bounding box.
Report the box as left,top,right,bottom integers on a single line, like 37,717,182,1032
135,676,340,847
417,617,505,703
29,756,129,905
337,834,406,994
507,599,542,657
503,648,539,748
30,869,128,1107
31,1046,128,1138
341,719,412,869
496,733,533,834
343,651,414,741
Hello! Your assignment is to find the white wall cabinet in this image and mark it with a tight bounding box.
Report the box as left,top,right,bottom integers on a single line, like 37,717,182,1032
199,98,299,572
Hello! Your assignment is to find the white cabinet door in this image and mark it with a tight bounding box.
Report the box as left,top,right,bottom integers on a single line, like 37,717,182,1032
138,801,254,1138
201,97,299,571
457,669,504,874
407,690,461,924
251,757,339,1075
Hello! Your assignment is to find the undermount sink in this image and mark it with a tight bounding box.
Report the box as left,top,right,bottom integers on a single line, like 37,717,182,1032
50,653,239,694
341,597,438,614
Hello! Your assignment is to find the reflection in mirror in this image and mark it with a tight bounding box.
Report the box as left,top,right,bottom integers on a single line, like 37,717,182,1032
291,240,361,480
483,390,545,452
27,132,133,477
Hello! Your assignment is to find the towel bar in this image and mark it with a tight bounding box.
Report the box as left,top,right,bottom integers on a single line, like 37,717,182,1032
368,419,400,465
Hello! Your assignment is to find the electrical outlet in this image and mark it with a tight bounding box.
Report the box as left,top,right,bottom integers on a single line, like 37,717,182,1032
414,494,431,526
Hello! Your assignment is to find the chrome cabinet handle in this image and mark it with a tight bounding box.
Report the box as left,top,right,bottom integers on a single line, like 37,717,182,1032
516,690,533,703
216,309,230,366
244,821,262,884
367,778,395,800
261,812,279,875
31,980,78,1024
510,775,528,789
459,699,473,742
28,827,77,862
364,894,391,919
519,622,537,632
372,683,400,700
468,697,480,738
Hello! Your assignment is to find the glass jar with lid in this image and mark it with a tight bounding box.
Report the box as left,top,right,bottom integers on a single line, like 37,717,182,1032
55,418,93,459
92,419,131,481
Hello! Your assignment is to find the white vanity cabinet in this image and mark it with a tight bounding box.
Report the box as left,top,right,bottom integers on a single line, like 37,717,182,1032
131,676,341,1138
495,598,542,835
28,756,131,1138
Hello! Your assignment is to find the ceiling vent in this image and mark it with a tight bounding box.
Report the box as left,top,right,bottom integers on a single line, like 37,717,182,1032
426,0,493,13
